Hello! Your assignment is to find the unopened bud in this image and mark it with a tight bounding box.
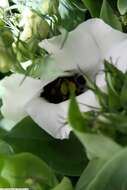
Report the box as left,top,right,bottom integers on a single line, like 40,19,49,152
20,8,49,41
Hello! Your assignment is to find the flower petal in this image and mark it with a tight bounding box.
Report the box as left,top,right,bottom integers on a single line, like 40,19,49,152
89,19,127,56
105,39,127,73
39,19,101,77
0,74,51,123
39,18,127,77
60,90,100,117
25,97,71,139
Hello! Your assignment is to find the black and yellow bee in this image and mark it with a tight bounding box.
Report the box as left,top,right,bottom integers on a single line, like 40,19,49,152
40,74,87,103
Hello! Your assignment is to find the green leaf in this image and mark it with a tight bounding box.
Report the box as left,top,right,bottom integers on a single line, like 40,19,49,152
59,0,85,30
84,71,108,111
1,117,88,176
0,153,57,188
69,95,88,132
104,61,125,94
76,159,106,190
117,0,127,15
120,74,127,109
95,87,108,111
0,140,14,156
68,95,121,160
59,0,86,31
105,72,121,112
100,0,122,30
75,131,122,160
100,61,126,112
107,89,121,112
0,177,10,188
81,0,103,17
99,113,127,135
76,148,127,190
52,177,73,190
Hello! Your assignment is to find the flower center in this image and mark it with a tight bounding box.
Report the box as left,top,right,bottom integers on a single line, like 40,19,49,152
40,74,87,103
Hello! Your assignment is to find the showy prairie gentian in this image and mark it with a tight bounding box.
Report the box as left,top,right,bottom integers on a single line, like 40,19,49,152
0,18,127,139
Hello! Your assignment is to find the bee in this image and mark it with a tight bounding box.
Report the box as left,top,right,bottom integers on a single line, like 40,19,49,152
40,74,87,103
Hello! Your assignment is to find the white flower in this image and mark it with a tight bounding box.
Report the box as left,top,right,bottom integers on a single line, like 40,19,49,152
0,74,99,139
1,18,127,139
0,0,9,8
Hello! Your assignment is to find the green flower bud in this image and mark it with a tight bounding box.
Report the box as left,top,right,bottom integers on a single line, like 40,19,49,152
0,49,13,73
0,31,15,73
1,30,14,47
0,19,4,27
12,41,30,62
13,37,41,62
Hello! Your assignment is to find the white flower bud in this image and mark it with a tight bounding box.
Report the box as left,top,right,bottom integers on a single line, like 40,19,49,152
20,8,49,41
0,0,9,8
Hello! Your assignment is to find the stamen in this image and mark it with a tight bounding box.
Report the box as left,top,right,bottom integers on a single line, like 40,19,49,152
40,74,87,103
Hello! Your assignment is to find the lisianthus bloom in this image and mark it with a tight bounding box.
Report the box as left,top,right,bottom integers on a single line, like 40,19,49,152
0,18,127,139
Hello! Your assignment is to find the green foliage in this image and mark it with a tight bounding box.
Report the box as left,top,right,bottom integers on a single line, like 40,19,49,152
81,0,127,30
75,132,122,160
0,137,58,189
90,61,127,114
58,0,86,30
76,148,127,190
69,95,89,132
81,0,103,17
68,90,127,189
0,153,57,189
0,117,88,176
68,94,122,160
120,75,127,109
52,177,73,190
117,0,127,15
0,140,14,156
79,62,127,142
100,0,122,30
76,159,106,190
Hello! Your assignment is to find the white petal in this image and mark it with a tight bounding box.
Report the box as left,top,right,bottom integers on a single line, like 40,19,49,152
39,35,64,54
25,97,71,139
39,19,101,77
89,19,127,56
25,89,99,139
60,90,100,116
39,18,127,77
105,39,127,73
61,90,100,134
0,74,50,123
77,90,100,111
